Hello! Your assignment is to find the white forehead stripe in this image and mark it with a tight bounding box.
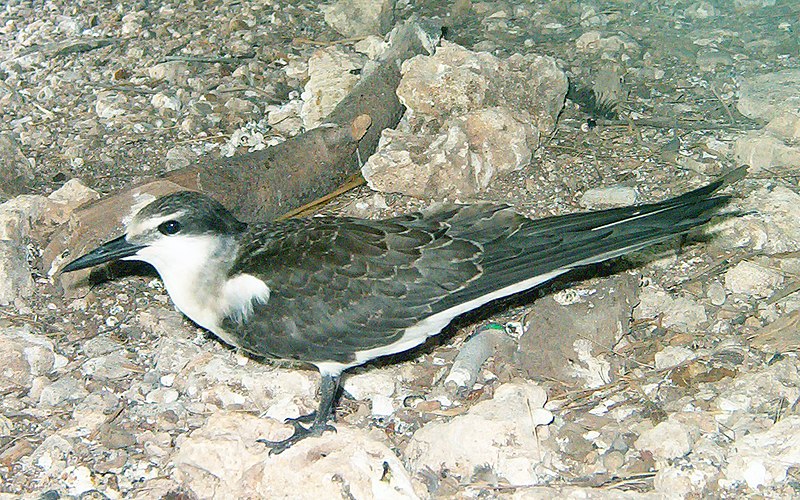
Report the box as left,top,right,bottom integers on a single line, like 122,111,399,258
127,211,186,236
123,193,158,226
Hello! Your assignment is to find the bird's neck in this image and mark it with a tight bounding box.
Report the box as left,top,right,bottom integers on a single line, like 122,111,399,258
136,234,238,329
135,233,270,348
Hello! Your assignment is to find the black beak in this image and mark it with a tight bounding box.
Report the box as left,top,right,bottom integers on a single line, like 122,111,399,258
61,235,145,273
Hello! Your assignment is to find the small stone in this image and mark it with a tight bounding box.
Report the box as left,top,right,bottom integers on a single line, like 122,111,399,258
151,92,181,114
654,463,716,497
321,0,395,37
735,130,800,173
81,353,139,381
707,281,727,306
603,450,625,472
579,185,638,209
265,99,303,136
120,11,145,36
82,336,123,357
342,193,388,218
685,1,716,19
0,414,12,436
300,47,365,129
575,31,602,51
737,69,800,122
160,373,176,387
63,465,97,497
146,387,180,405
31,434,74,474
766,111,800,142
48,179,100,214
99,424,137,450
223,97,262,127
164,145,197,171
39,376,88,406
725,260,784,299
0,240,33,305
0,133,34,198
560,424,594,460
94,91,128,120
724,416,800,488
342,370,395,401
715,186,800,254
353,35,388,59
406,381,554,485
635,420,694,461
517,274,638,386
73,392,120,433
0,326,56,392
655,346,696,370
371,394,394,417
697,49,733,72
575,31,638,54
635,285,707,333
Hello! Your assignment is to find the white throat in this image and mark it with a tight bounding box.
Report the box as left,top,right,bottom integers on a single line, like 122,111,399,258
126,234,270,347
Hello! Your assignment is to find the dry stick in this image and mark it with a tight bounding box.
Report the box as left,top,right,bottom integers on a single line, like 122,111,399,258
710,84,736,125
277,173,366,220
597,117,759,131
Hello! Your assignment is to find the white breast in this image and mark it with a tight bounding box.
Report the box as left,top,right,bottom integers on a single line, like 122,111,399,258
127,234,269,348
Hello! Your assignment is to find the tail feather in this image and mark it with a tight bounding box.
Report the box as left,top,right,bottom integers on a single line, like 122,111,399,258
436,169,740,310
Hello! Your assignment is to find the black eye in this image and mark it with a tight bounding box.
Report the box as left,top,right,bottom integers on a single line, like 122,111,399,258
158,220,181,235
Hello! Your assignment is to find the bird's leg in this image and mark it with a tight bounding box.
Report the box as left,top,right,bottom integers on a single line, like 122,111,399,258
259,372,341,455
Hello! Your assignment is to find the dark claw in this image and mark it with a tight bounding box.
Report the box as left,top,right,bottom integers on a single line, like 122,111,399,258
258,421,336,455
258,372,342,455
285,411,316,425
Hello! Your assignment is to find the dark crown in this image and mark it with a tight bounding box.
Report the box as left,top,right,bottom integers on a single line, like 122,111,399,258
138,191,247,236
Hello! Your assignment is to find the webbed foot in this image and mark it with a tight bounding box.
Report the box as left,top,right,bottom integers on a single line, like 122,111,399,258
258,419,337,455
258,372,341,455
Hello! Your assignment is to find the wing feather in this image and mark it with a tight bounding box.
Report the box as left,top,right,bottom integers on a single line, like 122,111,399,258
221,173,734,363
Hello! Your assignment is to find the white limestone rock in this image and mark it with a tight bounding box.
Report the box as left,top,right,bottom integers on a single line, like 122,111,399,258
172,412,419,499
724,416,800,489
737,69,800,122
635,285,707,333
406,381,554,486
300,47,365,129
724,260,784,299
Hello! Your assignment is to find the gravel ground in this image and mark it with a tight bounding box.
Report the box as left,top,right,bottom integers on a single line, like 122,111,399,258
2,0,800,498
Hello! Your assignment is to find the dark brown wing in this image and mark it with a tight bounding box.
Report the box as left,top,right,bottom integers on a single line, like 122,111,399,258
223,212,488,363
221,173,734,364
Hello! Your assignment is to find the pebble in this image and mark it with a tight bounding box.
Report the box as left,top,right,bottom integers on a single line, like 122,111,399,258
146,387,180,405
603,450,625,472
655,346,696,370
707,281,727,306
321,0,395,37
725,260,784,299
635,285,708,332
737,69,800,122
579,185,638,208
39,376,88,406
635,420,694,461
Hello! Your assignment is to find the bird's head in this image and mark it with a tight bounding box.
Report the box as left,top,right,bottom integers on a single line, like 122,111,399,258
61,191,247,275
